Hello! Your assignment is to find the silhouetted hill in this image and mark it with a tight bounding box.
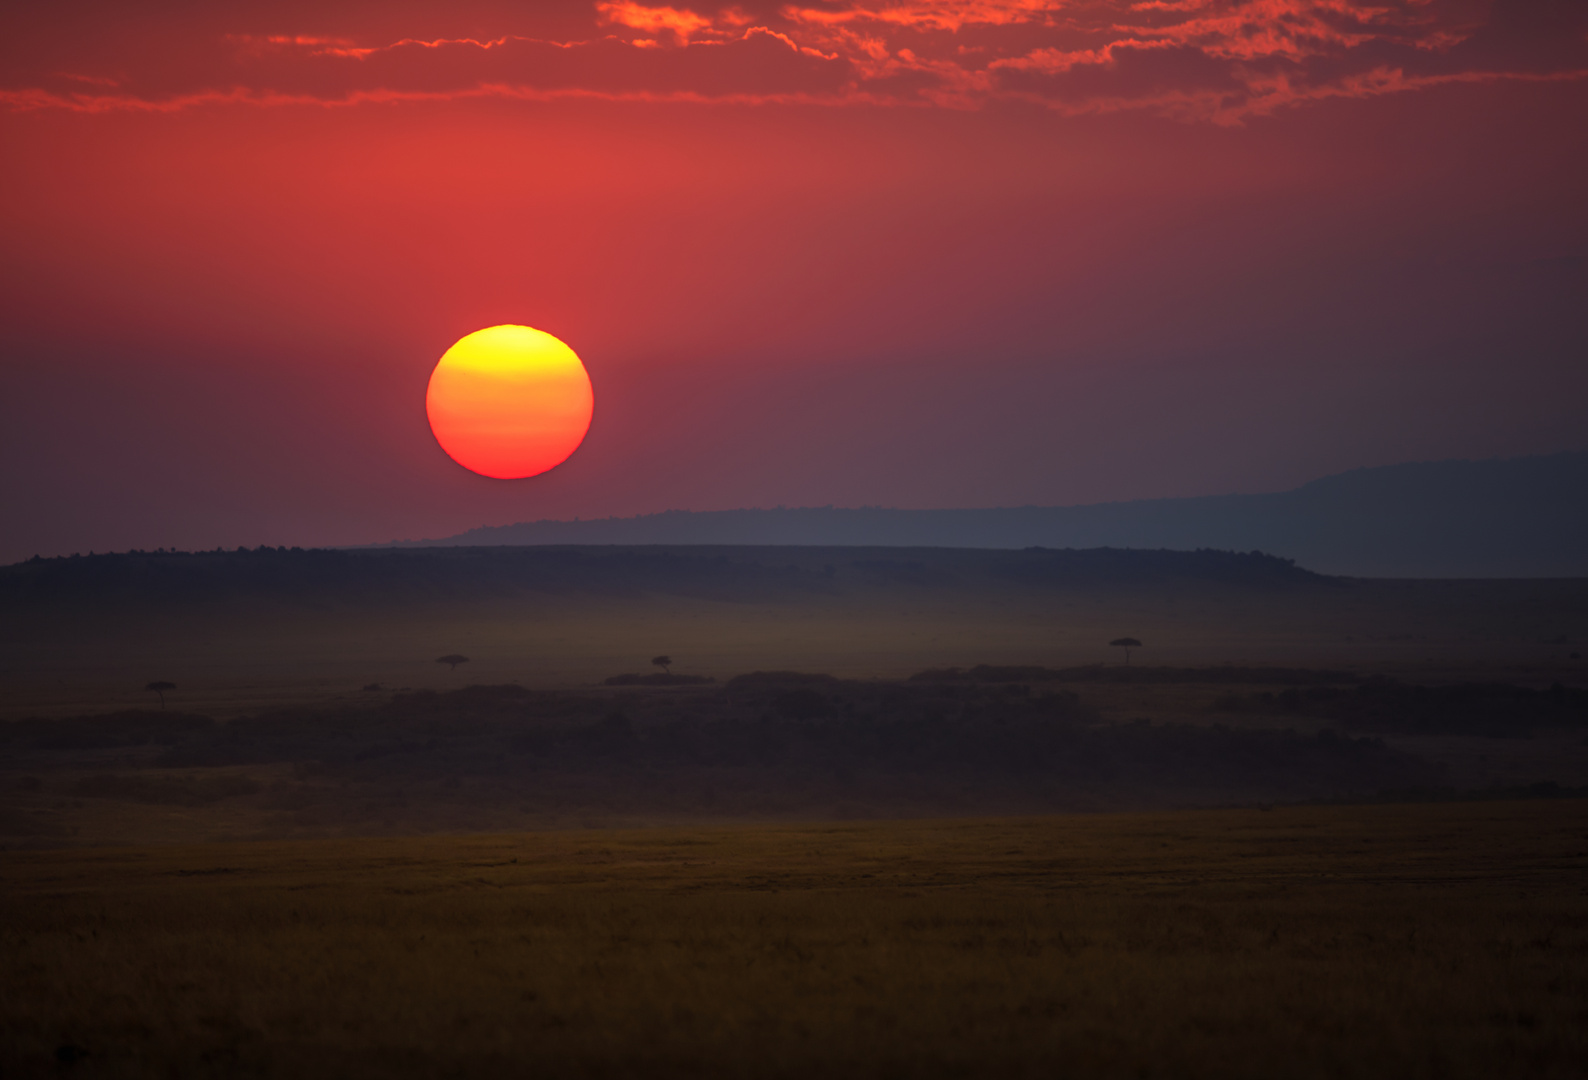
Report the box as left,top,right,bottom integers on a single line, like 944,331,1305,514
377,452,1588,577
0,546,1325,610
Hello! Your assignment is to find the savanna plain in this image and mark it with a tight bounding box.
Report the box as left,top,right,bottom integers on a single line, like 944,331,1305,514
2,546,1586,1077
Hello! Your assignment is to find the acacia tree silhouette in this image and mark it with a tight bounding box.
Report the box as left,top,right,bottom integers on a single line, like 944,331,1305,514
1109,638,1142,665
652,655,672,676
145,681,176,708
436,654,470,673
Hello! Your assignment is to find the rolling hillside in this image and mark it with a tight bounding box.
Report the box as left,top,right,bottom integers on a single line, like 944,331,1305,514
377,452,1588,577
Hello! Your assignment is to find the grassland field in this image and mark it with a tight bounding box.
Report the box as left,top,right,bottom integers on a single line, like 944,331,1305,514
3,546,1586,1075
3,801,1586,1079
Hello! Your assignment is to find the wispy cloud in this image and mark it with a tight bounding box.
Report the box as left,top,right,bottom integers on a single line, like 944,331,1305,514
781,0,1057,32
3,0,1582,123
597,2,715,43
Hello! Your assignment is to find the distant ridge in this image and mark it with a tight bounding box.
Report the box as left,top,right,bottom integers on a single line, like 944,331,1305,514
0,547,1326,610
373,452,1588,578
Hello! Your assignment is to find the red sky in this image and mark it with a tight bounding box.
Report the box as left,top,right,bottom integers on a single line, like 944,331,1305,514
2,0,1585,561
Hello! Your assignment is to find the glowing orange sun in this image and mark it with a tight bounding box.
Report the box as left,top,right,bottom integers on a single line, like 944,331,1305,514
425,325,594,479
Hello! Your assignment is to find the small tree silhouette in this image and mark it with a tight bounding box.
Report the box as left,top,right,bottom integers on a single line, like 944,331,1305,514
1109,638,1142,665
651,655,672,676
145,681,176,708
436,654,470,673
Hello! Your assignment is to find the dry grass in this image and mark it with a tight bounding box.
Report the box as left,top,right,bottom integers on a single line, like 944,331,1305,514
3,799,1585,1078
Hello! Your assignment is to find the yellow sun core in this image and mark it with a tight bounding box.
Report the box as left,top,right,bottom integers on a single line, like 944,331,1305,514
425,325,594,479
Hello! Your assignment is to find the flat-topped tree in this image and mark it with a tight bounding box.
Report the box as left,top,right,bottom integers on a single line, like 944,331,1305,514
145,681,176,708
1109,638,1142,665
652,655,672,676
436,654,470,673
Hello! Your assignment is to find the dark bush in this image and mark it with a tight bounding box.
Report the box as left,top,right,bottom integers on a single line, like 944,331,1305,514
1,711,214,750
1212,680,1588,737
603,673,715,686
912,665,1355,685
724,671,842,691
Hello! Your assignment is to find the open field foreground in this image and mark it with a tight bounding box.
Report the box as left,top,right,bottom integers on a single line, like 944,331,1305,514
2,800,1586,1078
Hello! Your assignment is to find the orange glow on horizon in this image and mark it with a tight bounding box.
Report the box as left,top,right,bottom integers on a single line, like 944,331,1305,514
425,325,593,479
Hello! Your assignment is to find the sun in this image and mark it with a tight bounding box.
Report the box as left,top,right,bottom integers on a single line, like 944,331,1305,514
425,325,594,479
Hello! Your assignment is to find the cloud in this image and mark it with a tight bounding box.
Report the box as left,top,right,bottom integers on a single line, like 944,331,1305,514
2,0,1583,122
597,2,715,43
781,0,1057,32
